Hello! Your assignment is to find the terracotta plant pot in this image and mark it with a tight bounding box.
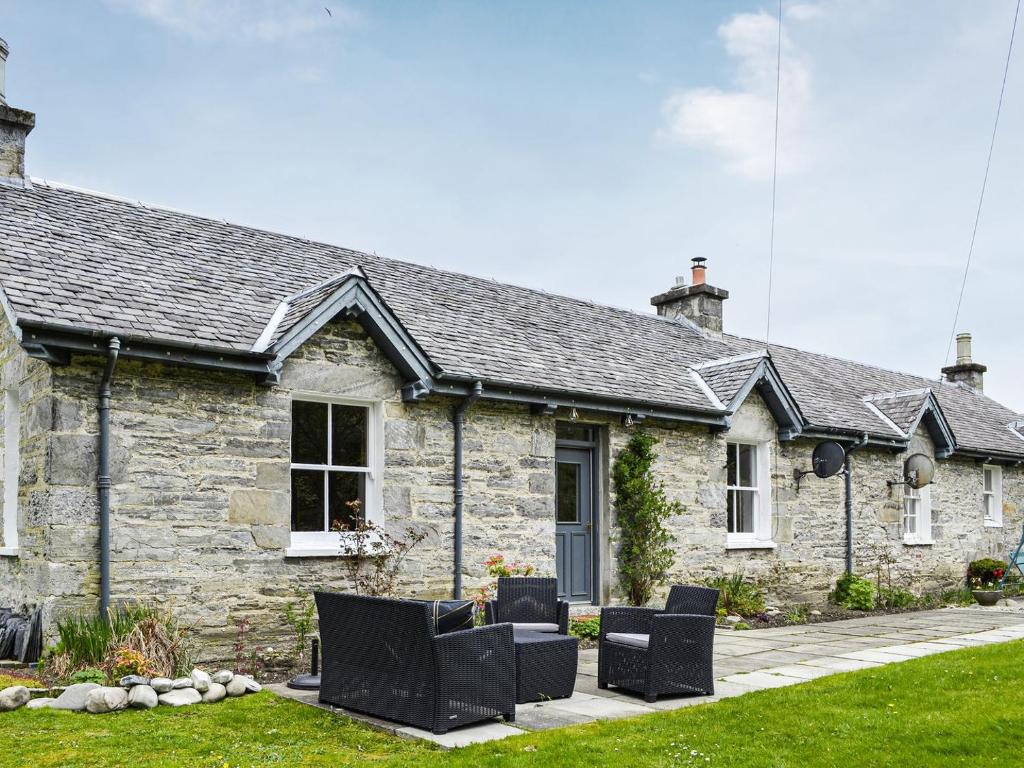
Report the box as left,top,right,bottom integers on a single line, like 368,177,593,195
972,590,1003,607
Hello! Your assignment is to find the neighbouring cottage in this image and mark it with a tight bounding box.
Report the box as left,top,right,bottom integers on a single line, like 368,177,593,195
0,42,1021,654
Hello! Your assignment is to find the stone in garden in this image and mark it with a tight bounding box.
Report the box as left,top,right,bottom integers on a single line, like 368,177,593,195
225,676,248,697
171,677,194,689
49,683,100,711
127,685,158,709
119,675,150,688
201,683,226,703
158,688,202,707
150,677,173,693
243,677,261,693
810,610,822,616
0,686,31,711
26,697,55,709
85,686,129,714
190,669,211,693
211,670,233,685
725,615,742,625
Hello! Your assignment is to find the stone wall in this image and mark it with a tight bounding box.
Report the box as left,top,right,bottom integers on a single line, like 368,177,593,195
0,316,59,616
4,316,1022,660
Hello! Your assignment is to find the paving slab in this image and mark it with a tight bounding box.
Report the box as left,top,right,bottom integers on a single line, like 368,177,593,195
269,604,1024,747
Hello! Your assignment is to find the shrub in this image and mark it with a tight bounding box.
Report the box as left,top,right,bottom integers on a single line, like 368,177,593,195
108,647,156,680
878,586,915,609
705,572,765,617
844,578,877,611
284,594,317,658
612,432,680,606
570,615,601,641
968,558,1007,589
69,667,106,685
785,604,810,624
45,604,192,683
938,587,975,607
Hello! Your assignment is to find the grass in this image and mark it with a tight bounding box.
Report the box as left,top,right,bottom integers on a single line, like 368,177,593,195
1,641,1022,767
0,673,43,689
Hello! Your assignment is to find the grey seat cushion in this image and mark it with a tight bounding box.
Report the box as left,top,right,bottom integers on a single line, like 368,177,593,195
605,632,649,649
511,622,560,633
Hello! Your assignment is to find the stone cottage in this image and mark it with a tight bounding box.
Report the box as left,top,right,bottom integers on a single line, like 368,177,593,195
0,42,1021,650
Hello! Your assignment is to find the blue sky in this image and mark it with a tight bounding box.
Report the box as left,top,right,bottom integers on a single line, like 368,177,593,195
2,0,1022,411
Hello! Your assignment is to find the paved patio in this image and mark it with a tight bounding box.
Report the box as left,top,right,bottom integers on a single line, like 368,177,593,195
270,603,1024,749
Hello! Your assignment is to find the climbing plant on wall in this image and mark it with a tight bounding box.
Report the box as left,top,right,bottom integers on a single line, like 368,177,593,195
612,431,680,606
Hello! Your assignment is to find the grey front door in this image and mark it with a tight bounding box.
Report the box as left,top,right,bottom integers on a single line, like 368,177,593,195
555,447,593,602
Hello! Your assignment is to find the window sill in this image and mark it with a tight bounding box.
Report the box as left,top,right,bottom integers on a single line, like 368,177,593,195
903,538,934,546
0,547,19,558
285,547,344,558
726,540,777,551
984,520,1003,529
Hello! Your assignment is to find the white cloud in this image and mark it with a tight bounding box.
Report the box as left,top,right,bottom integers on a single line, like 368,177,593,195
104,0,357,42
661,7,817,179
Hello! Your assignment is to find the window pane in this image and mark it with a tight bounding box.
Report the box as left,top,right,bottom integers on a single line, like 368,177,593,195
727,490,737,532
332,405,368,467
291,469,325,532
556,462,580,523
328,471,366,531
556,422,595,443
726,444,737,486
292,401,328,465
738,445,756,487
737,490,756,533
904,497,917,534
984,469,993,492
984,496,993,519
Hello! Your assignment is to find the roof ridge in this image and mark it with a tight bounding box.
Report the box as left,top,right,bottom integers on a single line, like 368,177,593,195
28,178,719,340
690,349,768,371
863,387,932,402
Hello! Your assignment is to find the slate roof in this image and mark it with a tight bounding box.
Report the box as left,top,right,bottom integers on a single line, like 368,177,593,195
692,353,766,408
864,390,932,436
1,179,1022,459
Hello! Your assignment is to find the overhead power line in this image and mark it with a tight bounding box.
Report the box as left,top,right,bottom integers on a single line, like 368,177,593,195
764,0,783,349
943,0,1020,368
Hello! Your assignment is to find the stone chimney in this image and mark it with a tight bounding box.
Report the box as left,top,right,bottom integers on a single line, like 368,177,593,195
0,39,36,188
941,332,986,393
651,257,729,334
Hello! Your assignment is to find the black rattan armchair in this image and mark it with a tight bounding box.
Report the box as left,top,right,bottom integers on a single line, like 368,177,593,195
598,584,718,702
483,577,570,634
315,591,516,735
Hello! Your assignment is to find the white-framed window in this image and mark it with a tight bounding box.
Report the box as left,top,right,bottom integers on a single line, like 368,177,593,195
983,465,1003,527
903,484,932,544
0,389,20,557
287,394,383,556
725,441,773,548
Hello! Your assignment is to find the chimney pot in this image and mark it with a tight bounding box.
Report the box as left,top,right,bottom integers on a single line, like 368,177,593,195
0,39,35,187
0,37,8,105
942,331,986,393
691,257,707,286
651,258,728,334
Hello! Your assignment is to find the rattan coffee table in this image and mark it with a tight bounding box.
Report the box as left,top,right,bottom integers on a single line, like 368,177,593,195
512,629,578,704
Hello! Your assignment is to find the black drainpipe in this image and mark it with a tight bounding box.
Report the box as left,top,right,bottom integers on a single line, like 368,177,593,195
843,433,869,574
452,381,483,599
98,337,120,618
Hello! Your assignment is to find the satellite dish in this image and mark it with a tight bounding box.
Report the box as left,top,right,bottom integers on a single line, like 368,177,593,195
904,453,935,489
811,441,846,479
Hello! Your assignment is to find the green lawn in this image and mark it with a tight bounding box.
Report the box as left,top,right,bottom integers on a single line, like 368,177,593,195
3,641,1021,768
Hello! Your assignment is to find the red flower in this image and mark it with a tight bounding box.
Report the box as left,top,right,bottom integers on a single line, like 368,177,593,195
994,568,1005,579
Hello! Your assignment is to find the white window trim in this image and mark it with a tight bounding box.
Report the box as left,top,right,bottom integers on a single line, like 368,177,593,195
286,393,384,558
1,389,19,558
903,484,933,545
725,440,775,550
983,464,1003,528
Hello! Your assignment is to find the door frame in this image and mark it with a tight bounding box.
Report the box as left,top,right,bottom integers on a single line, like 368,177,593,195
555,423,603,605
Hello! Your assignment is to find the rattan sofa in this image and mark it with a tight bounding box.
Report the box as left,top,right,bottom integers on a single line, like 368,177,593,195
483,577,570,634
598,585,718,702
315,591,516,734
